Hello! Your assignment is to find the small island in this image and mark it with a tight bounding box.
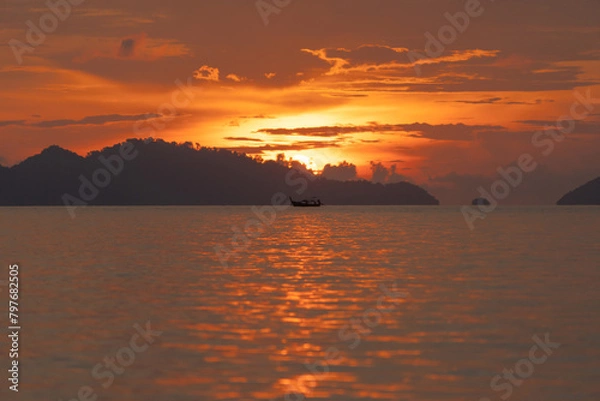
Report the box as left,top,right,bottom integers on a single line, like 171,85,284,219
557,177,600,205
472,197,491,206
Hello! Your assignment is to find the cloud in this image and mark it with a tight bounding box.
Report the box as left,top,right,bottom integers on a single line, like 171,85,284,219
302,45,411,76
302,45,500,85
326,93,369,98
193,65,220,81
228,114,276,127
503,99,554,105
224,137,264,142
0,114,161,129
370,162,409,184
437,97,554,105
225,140,342,155
119,38,137,57
299,42,596,93
257,125,357,138
516,119,600,135
73,34,190,63
73,7,157,21
0,120,26,127
35,113,162,128
225,73,246,82
409,49,501,69
3,1,597,93
404,123,505,141
322,161,358,181
239,115,276,119
256,122,504,141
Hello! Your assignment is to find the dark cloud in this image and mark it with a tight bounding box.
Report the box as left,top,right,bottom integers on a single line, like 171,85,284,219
0,114,161,129
404,123,504,141
370,162,409,184
334,73,597,93
312,44,410,70
238,115,276,119
437,97,554,105
224,137,264,142
225,140,342,155
3,0,596,92
257,122,503,141
0,120,26,127
256,126,357,138
448,97,504,104
119,38,137,57
517,120,562,126
322,161,358,181
503,99,554,105
310,50,597,93
516,120,600,135
228,115,277,128
33,113,161,128
327,93,369,98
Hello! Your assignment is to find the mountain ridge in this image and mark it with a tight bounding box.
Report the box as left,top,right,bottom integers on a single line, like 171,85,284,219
0,138,439,206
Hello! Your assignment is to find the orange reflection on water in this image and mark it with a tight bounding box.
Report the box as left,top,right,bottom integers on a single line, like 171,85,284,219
12,206,600,401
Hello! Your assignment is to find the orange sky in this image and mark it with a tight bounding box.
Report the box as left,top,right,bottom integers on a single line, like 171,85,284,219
1,0,599,203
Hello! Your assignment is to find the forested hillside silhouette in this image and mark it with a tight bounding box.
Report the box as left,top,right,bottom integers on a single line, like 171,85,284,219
0,139,439,206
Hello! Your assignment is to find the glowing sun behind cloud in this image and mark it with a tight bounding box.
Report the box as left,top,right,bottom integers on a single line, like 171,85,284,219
289,153,324,171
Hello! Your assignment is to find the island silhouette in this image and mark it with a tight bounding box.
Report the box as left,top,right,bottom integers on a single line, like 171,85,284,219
0,139,439,206
557,177,600,205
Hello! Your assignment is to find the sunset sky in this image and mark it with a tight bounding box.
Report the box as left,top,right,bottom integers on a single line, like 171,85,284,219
1,0,599,204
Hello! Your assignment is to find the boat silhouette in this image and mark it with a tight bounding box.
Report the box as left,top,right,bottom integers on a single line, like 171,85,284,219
289,196,322,207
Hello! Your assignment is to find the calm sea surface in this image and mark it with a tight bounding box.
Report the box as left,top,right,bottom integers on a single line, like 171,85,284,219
0,206,599,401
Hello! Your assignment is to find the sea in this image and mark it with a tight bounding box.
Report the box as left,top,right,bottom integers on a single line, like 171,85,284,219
0,206,598,401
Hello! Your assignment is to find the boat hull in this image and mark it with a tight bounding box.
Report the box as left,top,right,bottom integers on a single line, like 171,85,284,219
289,197,321,207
